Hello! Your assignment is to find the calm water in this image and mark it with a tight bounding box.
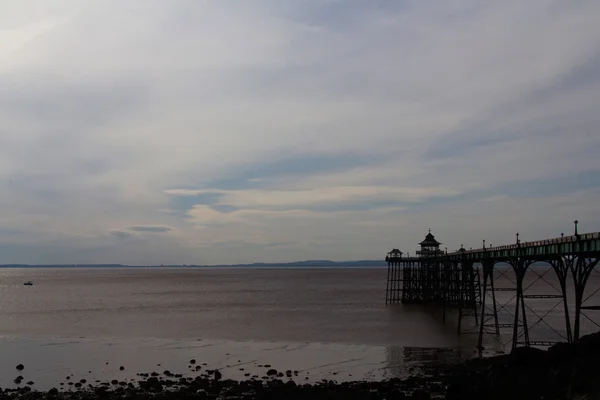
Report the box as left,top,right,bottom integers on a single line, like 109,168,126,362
0,267,477,388
0,266,596,389
0,267,480,346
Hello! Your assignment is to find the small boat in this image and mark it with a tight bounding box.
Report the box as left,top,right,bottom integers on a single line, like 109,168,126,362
23,281,33,286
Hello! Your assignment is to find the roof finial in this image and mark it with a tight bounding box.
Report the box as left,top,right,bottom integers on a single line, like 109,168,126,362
428,228,431,234
574,220,579,235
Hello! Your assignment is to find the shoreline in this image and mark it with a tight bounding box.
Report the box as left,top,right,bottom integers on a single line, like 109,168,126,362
0,335,487,391
3,332,599,399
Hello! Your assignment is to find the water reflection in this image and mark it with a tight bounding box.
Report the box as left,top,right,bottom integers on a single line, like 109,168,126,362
384,344,477,379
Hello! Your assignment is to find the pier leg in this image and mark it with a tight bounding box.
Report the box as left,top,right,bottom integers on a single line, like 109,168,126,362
458,260,477,334
571,256,599,342
478,260,499,352
470,265,479,326
386,262,391,305
550,257,573,343
441,262,452,324
393,262,399,303
511,258,532,349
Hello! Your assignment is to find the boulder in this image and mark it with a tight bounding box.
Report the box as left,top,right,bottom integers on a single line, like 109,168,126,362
548,342,575,363
576,331,600,358
510,346,549,367
411,389,431,400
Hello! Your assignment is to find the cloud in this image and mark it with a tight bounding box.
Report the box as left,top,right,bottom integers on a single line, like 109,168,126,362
108,230,135,239
127,225,173,233
0,0,599,264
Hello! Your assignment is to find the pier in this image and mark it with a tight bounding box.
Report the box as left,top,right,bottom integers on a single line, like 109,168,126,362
385,222,600,351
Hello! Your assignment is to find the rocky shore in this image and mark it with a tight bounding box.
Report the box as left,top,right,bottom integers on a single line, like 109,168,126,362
3,332,600,400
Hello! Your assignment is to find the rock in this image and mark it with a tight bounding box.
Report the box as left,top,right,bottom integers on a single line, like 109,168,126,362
48,388,59,396
387,388,407,400
214,370,222,380
267,369,278,376
411,389,431,400
26,381,34,386
119,366,125,370
16,364,24,371
14,376,23,385
576,331,600,359
190,359,196,364
548,341,574,363
95,386,108,395
510,346,549,367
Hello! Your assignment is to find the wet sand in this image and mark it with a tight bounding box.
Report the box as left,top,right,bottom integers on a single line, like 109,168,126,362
4,333,600,399
0,335,482,390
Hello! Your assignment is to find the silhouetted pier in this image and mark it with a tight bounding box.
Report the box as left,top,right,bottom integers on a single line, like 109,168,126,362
386,222,600,351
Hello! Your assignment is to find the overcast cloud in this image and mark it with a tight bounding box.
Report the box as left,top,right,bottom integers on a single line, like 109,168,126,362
1,0,599,265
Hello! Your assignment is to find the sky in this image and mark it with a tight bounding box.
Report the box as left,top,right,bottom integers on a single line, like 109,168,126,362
1,0,600,265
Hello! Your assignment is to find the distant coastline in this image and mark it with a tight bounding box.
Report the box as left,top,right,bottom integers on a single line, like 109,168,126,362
0,260,388,268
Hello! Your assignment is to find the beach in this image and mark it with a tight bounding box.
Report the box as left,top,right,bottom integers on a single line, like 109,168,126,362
1,266,597,398
0,267,480,387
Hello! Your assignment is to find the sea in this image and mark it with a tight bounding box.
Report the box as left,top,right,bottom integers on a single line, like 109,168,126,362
0,266,597,389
